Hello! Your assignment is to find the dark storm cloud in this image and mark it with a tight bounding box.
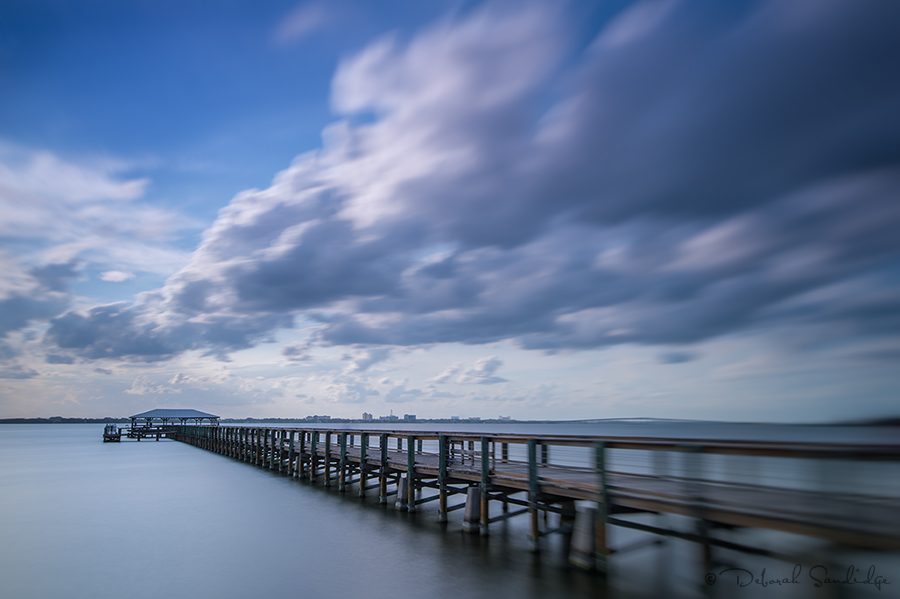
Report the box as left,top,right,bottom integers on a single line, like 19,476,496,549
42,0,900,361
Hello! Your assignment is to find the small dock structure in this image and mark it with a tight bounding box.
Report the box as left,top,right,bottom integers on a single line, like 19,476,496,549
170,424,900,571
102,423,121,442
126,409,219,441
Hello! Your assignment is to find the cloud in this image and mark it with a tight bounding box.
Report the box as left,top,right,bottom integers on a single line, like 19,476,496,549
319,377,380,403
45,301,292,361
45,354,75,365
93,367,112,375
430,362,462,384
273,3,328,45
457,356,508,385
31,261,81,292
384,381,423,403
281,343,312,362
124,375,179,395
0,142,195,279
342,347,392,373
41,1,900,364
658,351,697,364
0,365,39,379
100,271,135,282
0,293,69,339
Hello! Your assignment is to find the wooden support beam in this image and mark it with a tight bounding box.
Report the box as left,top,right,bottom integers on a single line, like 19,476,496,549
358,433,368,498
595,441,610,572
438,434,448,523
299,432,307,479
269,429,276,470
379,433,388,504
528,438,540,552
324,431,332,487
288,431,295,476
310,431,318,483
480,436,490,536
407,435,416,513
339,432,347,492
277,429,284,473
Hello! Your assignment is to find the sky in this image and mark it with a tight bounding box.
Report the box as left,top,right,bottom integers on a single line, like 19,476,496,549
1,0,899,422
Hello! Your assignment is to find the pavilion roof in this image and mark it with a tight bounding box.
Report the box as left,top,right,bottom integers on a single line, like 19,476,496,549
129,409,219,420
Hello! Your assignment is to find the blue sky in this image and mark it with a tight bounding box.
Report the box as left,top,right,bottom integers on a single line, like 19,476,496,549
1,0,898,421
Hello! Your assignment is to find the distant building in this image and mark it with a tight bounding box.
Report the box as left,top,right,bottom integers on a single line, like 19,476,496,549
468,417,482,422
498,416,511,421
305,414,331,421
379,414,400,421
450,416,460,421
362,412,373,421
403,414,416,422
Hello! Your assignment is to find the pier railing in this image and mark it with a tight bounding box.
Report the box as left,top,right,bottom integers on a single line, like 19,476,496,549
172,425,900,569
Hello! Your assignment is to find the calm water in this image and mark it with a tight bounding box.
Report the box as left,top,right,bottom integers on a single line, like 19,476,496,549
1,423,897,599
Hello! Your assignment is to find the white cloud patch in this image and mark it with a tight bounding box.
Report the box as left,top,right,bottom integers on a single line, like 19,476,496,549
100,271,135,282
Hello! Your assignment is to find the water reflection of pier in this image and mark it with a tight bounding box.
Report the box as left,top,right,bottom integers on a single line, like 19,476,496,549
172,425,900,570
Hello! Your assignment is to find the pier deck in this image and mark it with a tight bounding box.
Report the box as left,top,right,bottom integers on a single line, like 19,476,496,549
172,425,900,568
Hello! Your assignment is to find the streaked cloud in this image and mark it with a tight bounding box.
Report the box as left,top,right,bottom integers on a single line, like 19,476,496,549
273,3,329,45
1,0,898,421
39,1,900,368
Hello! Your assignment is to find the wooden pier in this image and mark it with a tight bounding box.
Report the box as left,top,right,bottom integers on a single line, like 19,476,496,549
171,425,900,570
